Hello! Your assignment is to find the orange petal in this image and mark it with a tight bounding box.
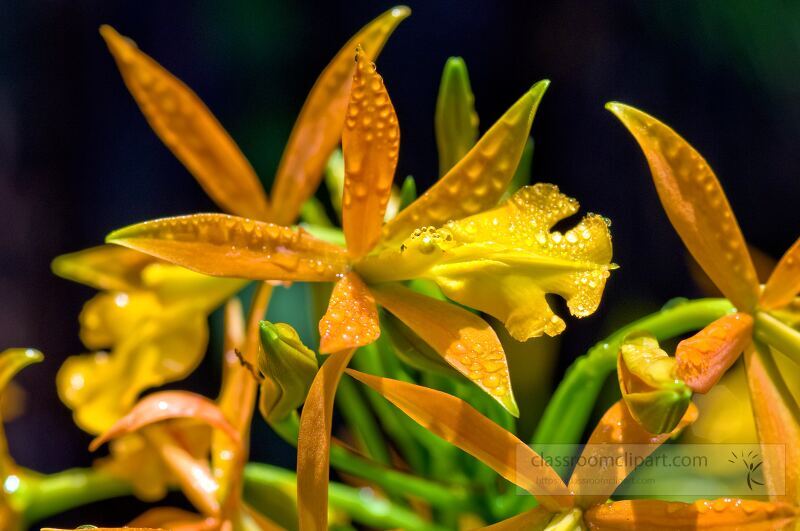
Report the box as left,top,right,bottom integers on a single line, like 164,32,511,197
744,343,800,504
129,507,219,531
51,244,155,291
584,498,799,530
106,214,348,281
568,400,698,508
270,6,410,225
99,26,269,220
381,80,548,245
90,391,240,452
297,348,356,531
607,103,759,312
477,506,552,530
346,369,572,512
371,282,518,416
675,312,753,393
45,529,167,531
318,273,380,354
761,236,800,310
341,47,400,258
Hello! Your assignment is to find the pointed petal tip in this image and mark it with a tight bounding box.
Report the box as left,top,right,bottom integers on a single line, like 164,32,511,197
390,5,411,19
503,394,520,418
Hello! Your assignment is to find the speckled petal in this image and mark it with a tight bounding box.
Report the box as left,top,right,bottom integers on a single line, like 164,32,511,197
371,283,518,416
607,102,759,312
319,273,380,354
107,214,348,282
270,6,410,225
761,236,800,310
381,80,548,245
341,48,400,258
100,26,269,221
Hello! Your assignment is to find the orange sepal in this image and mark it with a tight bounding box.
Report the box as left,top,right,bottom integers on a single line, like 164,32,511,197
107,214,349,282
346,369,572,512
584,498,798,530
675,312,753,393
568,400,698,508
607,103,759,312
761,236,800,310
371,282,518,416
318,273,380,354
341,47,400,258
297,348,356,531
90,391,240,452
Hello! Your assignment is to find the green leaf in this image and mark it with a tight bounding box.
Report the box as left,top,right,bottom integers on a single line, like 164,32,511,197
435,57,479,176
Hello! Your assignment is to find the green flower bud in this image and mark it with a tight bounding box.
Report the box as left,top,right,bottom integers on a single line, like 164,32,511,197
258,321,318,423
435,57,479,176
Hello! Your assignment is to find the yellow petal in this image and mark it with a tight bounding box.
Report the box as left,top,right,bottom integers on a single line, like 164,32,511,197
0,348,42,475
584,498,798,530
59,306,208,434
345,369,572,512
51,244,155,291
297,348,356,531
90,390,240,452
761,236,800,310
318,273,380,354
270,6,410,226
140,262,247,311
675,312,753,393
607,102,759,312
341,47,400,259
358,184,614,340
477,506,552,530
380,80,548,246
99,25,269,221
78,290,161,350
744,342,800,504
371,283,518,416
106,214,349,282
568,400,697,508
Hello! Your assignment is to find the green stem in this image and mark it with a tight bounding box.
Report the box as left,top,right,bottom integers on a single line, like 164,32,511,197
336,375,392,465
243,463,448,531
754,311,800,365
23,468,132,525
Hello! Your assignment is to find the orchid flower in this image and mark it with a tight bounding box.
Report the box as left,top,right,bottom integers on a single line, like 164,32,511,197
347,369,799,530
51,7,409,437
608,102,800,505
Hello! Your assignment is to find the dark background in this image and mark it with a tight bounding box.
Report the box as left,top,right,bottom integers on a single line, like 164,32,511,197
2,0,800,526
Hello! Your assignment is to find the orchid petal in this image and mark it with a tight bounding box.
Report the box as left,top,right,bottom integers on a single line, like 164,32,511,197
0,348,42,475
100,26,269,220
297,348,356,531
584,498,798,530
371,283,518,416
345,369,572,511
129,507,217,530
381,80,548,245
319,273,380,354
341,47,400,258
675,312,753,393
270,6,410,225
568,400,698,508
51,245,155,291
139,262,246,311
435,57,479,176
761,236,800,310
607,102,759,312
106,214,349,282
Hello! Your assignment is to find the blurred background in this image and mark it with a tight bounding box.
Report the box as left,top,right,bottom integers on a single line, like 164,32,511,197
2,0,800,526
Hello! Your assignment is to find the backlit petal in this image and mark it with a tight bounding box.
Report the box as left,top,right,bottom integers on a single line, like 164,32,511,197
371,283,518,416
0,349,42,477
139,262,246,311
584,498,798,530
607,102,759,311
297,348,356,531
568,400,697,508
107,214,348,282
435,57,479,176
270,6,410,225
359,184,614,340
381,81,548,246
318,273,380,354
761,236,800,310
346,369,572,512
51,245,155,291
675,312,753,393
341,48,400,258
100,25,269,220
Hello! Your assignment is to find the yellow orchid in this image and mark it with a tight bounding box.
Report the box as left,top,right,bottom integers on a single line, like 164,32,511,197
347,369,799,530
52,7,409,437
103,40,615,528
608,102,800,505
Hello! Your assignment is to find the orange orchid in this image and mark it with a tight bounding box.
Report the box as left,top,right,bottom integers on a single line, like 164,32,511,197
608,102,800,506
346,369,799,530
